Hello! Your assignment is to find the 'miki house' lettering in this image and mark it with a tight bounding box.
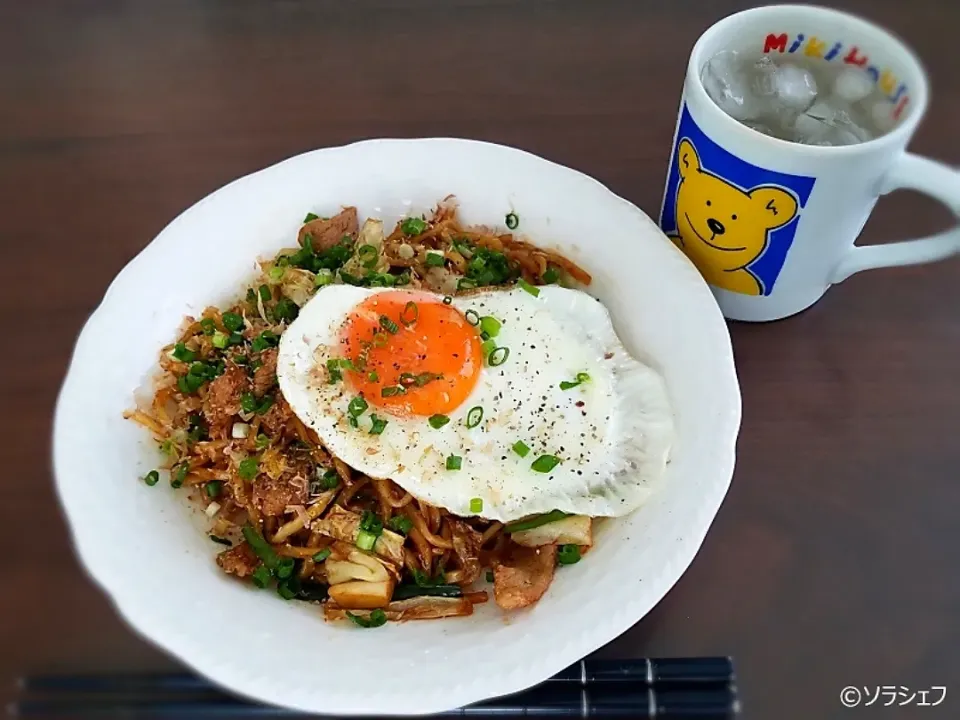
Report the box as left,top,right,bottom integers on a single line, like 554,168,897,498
758,32,909,114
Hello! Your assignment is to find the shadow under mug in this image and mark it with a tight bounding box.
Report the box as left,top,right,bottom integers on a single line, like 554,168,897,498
659,4,960,322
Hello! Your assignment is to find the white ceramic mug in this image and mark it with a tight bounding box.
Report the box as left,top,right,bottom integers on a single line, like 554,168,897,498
659,4,960,322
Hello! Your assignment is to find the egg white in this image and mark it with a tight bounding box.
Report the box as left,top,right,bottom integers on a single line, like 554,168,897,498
277,285,674,522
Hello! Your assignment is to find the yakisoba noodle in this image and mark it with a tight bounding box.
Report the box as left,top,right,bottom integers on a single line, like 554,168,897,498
126,198,595,626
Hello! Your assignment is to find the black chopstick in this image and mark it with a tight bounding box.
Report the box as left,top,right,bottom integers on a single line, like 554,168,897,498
20,657,734,694
12,688,740,719
14,657,739,719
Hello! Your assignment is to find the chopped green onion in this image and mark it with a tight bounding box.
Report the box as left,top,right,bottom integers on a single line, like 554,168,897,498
391,583,462,601
315,268,334,287
255,433,270,450
172,343,196,362
470,497,483,513
531,454,561,473
258,284,272,302
228,332,244,346
425,250,445,267
446,454,462,471
268,266,286,282
560,372,591,390
381,386,405,398
415,372,442,387
200,318,216,336
318,468,340,490
212,331,228,349
171,463,189,488
312,548,331,562
479,316,501,338
240,392,257,414
348,415,359,429
518,278,540,297
246,288,257,304
400,301,418,326
348,397,368,417
209,535,232,546
443,296,453,305
400,217,427,235
369,414,388,435
346,608,387,628
505,212,519,230
275,557,295,580
359,510,383,535
205,481,223,498
251,566,272,588
504,510,570,533
464,309,480,326
303,212,320,223
255,395,274,415
458,278,477,291
542,266,560,284
486,570,494,582
488,346,510,366
512,441,530,458
451,238,473,257
143,470,160,487
355,529,377,551
372,332,388,348
326,358,343,383
465,406,483,429
277,579,297,600
275,255,290,268
557,544,582,565
251,331,279,353
339,270,362,286
387,515,413,535
273,297,299,322
368,371,379,382
429,414,450,429
480,338,496,358
242,524,280,570
238,457,259,481
357,244,379,269
378,315,399,334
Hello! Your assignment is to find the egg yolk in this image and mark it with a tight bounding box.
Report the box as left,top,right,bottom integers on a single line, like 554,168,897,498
338,291,482,416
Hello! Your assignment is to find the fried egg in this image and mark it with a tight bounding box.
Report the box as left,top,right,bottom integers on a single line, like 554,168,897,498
277,285,673,522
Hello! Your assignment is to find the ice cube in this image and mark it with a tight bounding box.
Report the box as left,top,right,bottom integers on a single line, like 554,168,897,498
793,101,872,146
749,55,779,99
771,64,818,112
793,100,836,141
833,67,874,104
701,51,762,121
870,101,896,133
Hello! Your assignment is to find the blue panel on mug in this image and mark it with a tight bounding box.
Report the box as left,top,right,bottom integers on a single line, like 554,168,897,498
660,105,815,296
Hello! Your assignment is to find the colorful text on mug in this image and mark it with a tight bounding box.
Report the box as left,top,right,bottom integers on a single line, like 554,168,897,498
760,32,909,119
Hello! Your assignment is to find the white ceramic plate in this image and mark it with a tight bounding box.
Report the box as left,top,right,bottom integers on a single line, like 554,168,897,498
53,138,740,716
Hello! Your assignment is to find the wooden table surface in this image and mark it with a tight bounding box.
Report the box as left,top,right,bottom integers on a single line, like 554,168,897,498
2,1,958,718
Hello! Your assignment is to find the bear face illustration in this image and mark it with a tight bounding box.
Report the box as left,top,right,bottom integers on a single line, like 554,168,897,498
670,138,799,296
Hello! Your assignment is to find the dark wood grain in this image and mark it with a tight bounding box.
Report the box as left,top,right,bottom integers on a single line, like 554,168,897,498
1,1,958,718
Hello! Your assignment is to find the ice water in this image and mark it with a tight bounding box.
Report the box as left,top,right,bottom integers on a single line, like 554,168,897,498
701,50,896,146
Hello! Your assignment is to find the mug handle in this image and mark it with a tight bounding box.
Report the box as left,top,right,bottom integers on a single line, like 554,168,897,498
831,153,960,283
